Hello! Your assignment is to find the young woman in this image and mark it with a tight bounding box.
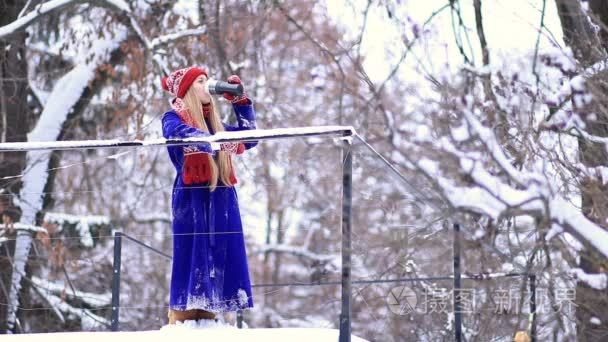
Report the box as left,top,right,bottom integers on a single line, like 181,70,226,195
160,66,257,324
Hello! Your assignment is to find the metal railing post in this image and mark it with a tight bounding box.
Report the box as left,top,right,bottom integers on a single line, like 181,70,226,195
529,274,537,342
111,231,123,331
453,223,462,342
236,309,243,328
339,136,353,342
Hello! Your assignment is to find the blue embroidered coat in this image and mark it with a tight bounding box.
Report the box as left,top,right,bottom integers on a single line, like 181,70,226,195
161,102,257,312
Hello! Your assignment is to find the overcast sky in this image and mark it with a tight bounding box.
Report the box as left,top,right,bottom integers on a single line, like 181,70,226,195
326,0,565,83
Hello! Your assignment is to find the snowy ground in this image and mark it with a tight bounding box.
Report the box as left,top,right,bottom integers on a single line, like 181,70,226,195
3,319,370,342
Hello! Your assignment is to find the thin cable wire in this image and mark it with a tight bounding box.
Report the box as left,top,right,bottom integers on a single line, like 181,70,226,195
0,215,436,243
0,286,286,312
0,150,136,181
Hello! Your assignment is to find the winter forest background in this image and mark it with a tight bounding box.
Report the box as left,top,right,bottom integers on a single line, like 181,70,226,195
1,0,608,341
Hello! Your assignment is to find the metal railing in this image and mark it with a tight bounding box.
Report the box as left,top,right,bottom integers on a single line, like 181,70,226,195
110,223,538,341
3,223,538,339
1,127,538,341
0,126,356,341
105,132,538,341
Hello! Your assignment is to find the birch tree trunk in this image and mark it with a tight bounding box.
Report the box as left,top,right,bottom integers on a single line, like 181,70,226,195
1,2,129,331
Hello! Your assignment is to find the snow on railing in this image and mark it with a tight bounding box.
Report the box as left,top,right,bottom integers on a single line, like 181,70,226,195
0,126,356,152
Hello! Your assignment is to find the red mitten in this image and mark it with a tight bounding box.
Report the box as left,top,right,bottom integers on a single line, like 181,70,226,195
222,75,251,105
182,152,210,185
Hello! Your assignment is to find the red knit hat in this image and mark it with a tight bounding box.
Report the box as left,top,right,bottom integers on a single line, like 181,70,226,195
161,66,208,98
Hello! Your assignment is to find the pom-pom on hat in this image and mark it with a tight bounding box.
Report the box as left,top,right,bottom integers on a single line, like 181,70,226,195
161,66,208,98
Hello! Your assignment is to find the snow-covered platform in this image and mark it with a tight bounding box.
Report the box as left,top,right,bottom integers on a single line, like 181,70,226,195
3,324,370,342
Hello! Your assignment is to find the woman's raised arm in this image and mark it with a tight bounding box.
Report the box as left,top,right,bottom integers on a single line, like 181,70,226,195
162,111,216,155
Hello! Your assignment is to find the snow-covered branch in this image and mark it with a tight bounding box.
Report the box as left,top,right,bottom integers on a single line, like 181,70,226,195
30,278,110,328
416,157,543,219
31,276,112,308
0,0,201,77
460,108,538,188
574,127,608,145
0,0,130,39
150,28,208,50
255,244,338,265
574,163,608,185
399,108,608,259
0,222,47,234
582,56,608,78
44,212,111,248
569,268,607,290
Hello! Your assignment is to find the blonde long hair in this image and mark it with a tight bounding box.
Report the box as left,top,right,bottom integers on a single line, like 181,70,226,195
182,88,235,192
